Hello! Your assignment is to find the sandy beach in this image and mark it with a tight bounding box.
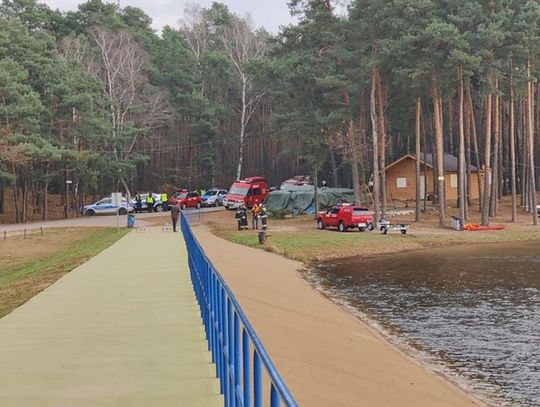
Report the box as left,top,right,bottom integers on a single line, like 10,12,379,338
194,225,483,407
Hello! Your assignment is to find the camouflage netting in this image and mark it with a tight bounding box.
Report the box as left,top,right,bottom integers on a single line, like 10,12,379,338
265,187,354,214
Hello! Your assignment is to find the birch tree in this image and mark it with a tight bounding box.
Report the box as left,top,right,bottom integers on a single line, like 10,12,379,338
220,16,268,180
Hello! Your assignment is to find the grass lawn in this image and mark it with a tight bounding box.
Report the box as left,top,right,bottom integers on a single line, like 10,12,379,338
0,228,129,318
206,198,540,264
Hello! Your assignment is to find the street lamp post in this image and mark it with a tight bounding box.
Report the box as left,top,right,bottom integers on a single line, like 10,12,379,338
65,180,73,218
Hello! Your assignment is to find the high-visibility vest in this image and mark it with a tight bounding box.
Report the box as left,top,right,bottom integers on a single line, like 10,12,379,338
146,195,154,204
161,193,168,203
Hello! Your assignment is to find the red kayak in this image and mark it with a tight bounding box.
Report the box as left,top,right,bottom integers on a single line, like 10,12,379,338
463,223,506,231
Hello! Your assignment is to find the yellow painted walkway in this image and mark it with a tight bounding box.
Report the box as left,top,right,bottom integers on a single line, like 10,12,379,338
0,228,222,407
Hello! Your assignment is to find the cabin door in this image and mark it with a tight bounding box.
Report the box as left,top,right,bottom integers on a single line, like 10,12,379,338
420,176,426,199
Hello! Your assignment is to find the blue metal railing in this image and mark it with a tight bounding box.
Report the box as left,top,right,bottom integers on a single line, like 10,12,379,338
181,214,299,407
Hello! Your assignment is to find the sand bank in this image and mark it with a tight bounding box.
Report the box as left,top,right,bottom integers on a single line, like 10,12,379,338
193,225,482,407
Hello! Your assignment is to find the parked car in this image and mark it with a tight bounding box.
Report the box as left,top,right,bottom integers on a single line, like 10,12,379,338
131,193,164,212
169,189,188,206
317,204,374,232
223,176,268,209
82,197,133,216
201,189,228,207
171,190,202,210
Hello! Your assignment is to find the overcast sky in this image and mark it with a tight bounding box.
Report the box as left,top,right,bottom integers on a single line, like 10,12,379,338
40,0,298,33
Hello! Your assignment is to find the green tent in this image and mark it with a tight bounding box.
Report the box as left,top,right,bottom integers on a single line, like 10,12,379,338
265,187,354,214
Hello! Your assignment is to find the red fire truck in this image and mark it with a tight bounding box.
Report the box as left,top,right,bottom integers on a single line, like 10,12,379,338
223,176,268,209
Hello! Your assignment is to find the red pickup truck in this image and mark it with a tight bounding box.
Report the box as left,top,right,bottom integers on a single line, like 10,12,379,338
317,204,374,232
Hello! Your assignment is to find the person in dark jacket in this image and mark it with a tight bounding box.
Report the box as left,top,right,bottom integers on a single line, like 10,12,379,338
134,193,142,213
170,203,180,232
235,205,248,230
260,203,268,230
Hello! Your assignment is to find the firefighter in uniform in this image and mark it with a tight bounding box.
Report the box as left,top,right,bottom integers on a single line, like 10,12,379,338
242,205,249,229
161,192,169,211
146,192,155,213
259,203,268,230
235,205,247,231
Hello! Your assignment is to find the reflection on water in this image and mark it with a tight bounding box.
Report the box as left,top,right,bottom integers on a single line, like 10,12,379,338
310,240,540,407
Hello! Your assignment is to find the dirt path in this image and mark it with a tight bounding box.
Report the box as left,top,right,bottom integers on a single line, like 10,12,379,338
194,225,483,407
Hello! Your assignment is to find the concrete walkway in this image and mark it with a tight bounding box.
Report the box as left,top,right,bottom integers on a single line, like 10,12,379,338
0,228,222,407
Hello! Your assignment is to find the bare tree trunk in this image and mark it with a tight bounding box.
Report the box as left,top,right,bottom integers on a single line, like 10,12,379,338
11,162,19,223
370,68,380,226
330,150,339,188
464,86,472,219
510,80,517,222
376,70,387,218
527,63,538,225
236,76,247,180
457,66,466,223
466,84,483,211
431,76,446,227
0,180,4,214
22,180,28,223
490,81,499,218
342,88,362,205
313,166,319,219
350,125,363,205
43,179,49,221
415,97,422,222
482,91,493,226
520,99,526,207
448,94,455,155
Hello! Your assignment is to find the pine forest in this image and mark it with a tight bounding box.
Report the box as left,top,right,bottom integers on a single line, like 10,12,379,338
1,0,540,227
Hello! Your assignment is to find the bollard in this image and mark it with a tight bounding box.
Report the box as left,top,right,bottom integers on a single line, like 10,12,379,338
24,229,27,239
40,227,44,236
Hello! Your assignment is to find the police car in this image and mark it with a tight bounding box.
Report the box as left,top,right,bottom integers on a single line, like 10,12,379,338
82,197,133,216
201,189,228,207
131,193,164,212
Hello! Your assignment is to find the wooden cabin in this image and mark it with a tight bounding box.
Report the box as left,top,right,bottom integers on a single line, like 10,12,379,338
384,154,481,203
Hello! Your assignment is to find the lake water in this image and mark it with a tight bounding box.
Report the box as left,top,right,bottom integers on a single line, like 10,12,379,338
308,240,540,406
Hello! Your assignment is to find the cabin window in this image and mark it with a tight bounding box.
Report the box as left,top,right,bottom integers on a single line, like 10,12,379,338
450,174,458,188
397,177,407,188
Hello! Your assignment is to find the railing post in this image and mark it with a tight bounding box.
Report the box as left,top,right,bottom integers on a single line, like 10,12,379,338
227,298,235,407
220,287,227,399
213,274,220,378
242,329,251,407
271,384,280,407
234,311,241,405
254,351,262,407
204,263,210,347
208,265,214,357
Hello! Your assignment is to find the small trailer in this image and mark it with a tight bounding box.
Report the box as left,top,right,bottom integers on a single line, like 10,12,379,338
378,219,409,235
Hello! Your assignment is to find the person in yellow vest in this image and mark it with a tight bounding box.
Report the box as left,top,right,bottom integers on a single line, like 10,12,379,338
161,192,169,211
251,200,261,229
146,192,154,213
